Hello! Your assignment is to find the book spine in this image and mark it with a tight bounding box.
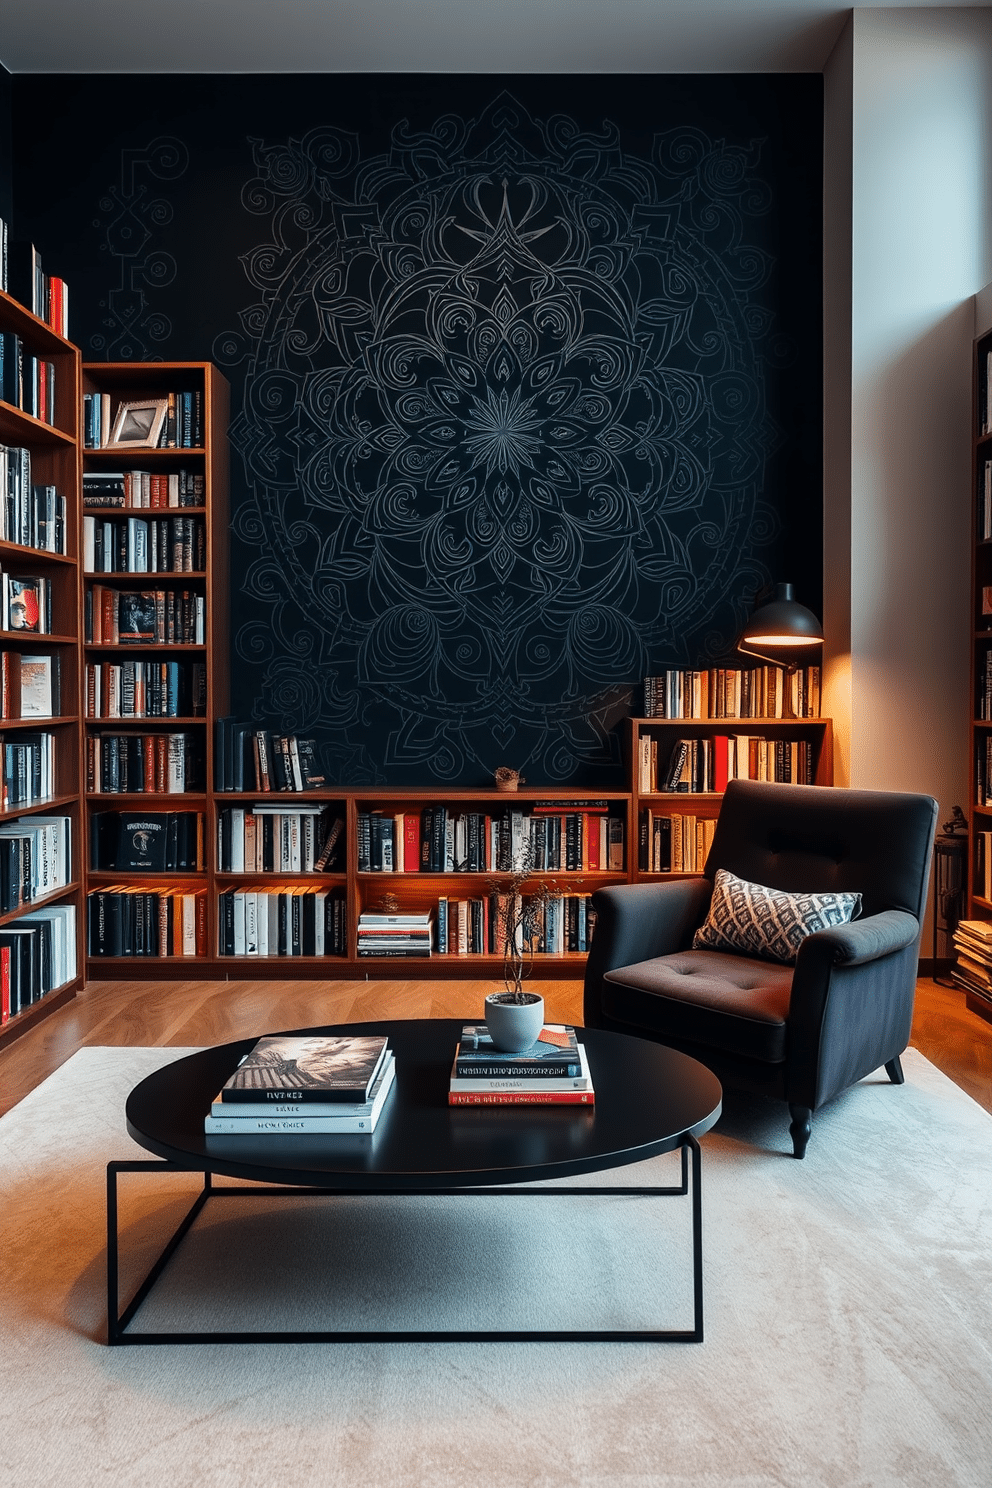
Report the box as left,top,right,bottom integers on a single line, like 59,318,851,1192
205,1113,379,1133
448,1090,595,1105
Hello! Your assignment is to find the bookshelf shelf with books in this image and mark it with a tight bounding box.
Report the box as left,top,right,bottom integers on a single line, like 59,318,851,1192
81,362,228,978
0,288,83,1045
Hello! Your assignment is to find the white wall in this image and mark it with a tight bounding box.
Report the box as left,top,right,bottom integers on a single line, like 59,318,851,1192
824,7,992,840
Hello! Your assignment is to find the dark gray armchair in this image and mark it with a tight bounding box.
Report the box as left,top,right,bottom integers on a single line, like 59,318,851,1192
584,779,938,1157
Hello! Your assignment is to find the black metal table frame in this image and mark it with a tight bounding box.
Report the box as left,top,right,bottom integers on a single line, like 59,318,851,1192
106,1133,703,1345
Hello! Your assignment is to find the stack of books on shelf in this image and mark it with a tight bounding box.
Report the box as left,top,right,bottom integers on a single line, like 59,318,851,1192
0,447,67,551
1,728,56,807
3,238,69,338
83,514,205,573
217,805,343,873
204,1034,395,1135
1,903,77,1023
639,811,717,873
86,732,204,795
357,909,433,957
87,887,206,958
434,893,596,956
358,802,624,873
643,665,820,719
217,886,346,957
90,809,205,872
951,920,992,1002
82,469,203,509
637,734,814,793
448,1023,594,1106
0,814,71,911
86,585,206,644
0,333,56,424
213,719,325,792
85,658,206,719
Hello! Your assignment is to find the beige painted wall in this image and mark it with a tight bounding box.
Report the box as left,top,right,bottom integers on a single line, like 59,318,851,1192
824,7,992,840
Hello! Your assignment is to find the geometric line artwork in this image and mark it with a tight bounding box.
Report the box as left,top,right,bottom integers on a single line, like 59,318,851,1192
90,135,189,362
216,92,788,784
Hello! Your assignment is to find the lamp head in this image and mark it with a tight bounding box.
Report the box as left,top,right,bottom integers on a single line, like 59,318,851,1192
737,582,823,667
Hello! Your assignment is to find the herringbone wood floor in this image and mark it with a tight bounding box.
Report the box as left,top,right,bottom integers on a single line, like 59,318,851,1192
0,975,989,1120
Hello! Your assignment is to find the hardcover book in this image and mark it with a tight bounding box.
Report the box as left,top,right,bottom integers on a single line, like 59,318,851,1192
218,1034,390,1103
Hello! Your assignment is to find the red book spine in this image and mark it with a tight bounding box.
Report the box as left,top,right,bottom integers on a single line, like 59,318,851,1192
0,945,9,1023
404,814,420,872
448,1089,595,1106
713,734,729,794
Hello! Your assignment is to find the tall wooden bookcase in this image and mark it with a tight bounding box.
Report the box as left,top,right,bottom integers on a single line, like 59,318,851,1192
0,289,84,1045
960,327,992,1021
80,362,229,978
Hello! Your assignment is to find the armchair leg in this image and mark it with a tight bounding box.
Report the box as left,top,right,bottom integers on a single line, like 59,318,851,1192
884,1056,905,1085
788,1104,812,1160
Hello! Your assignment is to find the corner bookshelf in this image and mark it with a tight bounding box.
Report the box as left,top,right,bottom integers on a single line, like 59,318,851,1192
0,288,83,1045
80,362,229,978
959,326,992,1022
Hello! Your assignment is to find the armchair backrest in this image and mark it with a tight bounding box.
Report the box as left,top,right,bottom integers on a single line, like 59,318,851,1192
705,780,938,922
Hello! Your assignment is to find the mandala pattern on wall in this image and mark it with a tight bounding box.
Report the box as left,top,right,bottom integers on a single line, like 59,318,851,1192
217,93,785,783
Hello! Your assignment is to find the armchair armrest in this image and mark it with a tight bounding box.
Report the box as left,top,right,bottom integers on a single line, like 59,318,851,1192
584,878,713,1027
798,909,921,969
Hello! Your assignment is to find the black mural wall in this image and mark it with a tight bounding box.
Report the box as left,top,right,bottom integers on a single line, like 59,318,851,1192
11,74,822,786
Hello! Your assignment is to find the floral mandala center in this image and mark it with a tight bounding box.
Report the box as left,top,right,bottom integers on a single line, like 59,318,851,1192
463,386,544,479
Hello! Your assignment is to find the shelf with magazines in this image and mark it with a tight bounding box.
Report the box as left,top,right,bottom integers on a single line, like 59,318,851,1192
0,286,82,1045
626,715,832,877
960,332,992,1021
81,361,228,979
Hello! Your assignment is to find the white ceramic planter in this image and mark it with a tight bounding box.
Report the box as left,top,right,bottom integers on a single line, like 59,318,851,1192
484,991,545,1053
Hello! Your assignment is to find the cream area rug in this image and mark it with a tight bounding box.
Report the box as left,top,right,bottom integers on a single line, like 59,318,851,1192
0,1044,989,1488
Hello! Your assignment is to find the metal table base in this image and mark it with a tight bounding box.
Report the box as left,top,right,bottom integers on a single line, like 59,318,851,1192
107,1134,704,1345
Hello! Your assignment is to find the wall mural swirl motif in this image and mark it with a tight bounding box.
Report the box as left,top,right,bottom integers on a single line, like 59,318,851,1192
219,92,783,784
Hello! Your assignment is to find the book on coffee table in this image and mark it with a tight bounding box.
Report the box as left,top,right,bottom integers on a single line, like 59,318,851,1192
217,1034,389,1103
205,1053,396,1133
453,1023,582,1078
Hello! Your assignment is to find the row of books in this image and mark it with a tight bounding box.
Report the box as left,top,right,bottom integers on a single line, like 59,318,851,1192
449,1023,594,1106
82,469,204,510
0,815,71,914
358,803,626,874
0,905,77,1024
2,238,69,339
86,732,204,795
976,736,992,808
90,810,205,872
217,807,343,873
643,666,821,720
205,1034,395,1135
1,572,53,634
979,460,992,543
639,812,717,874
83,515,206,574
0,332,57,425
980,350,992,437
86,888,206,959
637,735,815,794
1,731,57,809
85,659,206,718
0,652,60,719
83,389,204,450
85,586,206,645
434,893,596,957
218,887,347,958
972,833,992,904
1,447,67,552
213,719,326,792
977,650,992,719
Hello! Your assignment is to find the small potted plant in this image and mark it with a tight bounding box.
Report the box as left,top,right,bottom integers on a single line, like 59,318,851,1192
484,847,554,1051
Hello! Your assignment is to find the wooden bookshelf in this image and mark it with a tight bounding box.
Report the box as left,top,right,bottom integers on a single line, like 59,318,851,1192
959,327,992,1023
80,362,229,976
0,287,83,1045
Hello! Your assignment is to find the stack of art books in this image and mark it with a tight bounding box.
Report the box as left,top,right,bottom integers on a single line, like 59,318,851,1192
448,1023,594,1106
204,1034,395,1135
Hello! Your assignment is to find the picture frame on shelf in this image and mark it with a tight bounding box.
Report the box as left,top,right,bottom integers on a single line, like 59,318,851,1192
109,398,168,450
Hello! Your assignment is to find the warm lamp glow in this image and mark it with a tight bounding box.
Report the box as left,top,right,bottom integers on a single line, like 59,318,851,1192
741,633,822,647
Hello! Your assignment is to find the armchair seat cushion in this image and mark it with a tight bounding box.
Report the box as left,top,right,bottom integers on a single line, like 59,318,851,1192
603,949,794,1062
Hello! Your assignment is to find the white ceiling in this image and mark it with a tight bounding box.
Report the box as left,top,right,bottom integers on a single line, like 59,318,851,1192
1,0,989,75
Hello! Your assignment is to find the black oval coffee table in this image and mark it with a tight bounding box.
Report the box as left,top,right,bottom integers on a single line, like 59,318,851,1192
109,1019,722,1346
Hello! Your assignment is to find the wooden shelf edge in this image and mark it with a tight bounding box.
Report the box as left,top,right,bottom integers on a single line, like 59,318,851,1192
0,979,78,1047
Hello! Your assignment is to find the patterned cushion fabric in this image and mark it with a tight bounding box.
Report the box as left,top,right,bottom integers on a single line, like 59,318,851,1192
692,868,862,965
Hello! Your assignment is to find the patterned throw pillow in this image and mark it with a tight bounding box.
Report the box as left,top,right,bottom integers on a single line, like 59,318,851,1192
693,868,862,964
